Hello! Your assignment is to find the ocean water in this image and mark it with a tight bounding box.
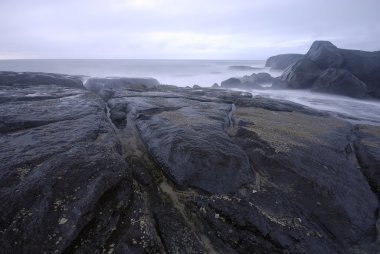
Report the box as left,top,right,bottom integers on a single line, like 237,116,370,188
247,89,380,125
0,59,277,87
0,59,379,125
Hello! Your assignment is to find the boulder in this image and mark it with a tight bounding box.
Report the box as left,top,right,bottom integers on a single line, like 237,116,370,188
220,77,242,88
265,54,304,70
221,73,275,89
248,72,273,84
279,41,380,98
312,68,368,98
306,41,343,69
280,58,322,88
339,49,380,96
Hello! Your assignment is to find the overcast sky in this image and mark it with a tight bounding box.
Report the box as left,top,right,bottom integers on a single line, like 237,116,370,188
0,0,379,59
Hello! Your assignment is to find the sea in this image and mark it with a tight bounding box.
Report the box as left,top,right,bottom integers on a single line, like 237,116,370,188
0,59,380,125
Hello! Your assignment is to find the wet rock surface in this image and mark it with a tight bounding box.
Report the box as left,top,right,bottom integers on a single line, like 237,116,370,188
1,72,380,253
85,77,160,94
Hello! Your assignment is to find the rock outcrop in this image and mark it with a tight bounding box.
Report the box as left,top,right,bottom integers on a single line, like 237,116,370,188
280,41,380,98
221,72,275,89
0,72,131,253
280,58,322,89
1,71,380,253
265,54,304,70
312,68,368,98
85,77,160,94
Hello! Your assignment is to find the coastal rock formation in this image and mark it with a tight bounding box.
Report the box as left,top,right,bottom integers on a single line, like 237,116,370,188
280,41,380,98
307,41,342,69
1,72,380,253
265,54,304,70
339,48,380,95
312,68,368,98
221,77,243,88
281,58,322,89
0,72,131,253
221,72,274,89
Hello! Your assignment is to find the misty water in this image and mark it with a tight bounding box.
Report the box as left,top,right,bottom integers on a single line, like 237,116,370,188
0,59,379,125
0,59,272,86
248,89,380,125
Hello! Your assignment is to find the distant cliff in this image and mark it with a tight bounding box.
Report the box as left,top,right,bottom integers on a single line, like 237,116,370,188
265,53,304,70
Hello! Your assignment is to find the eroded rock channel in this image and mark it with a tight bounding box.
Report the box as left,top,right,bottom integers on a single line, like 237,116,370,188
1,72,380,253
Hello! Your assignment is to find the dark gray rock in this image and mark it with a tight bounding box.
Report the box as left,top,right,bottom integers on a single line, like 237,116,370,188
220,77,242,88
211,83,219,88
133,98,254,194
103,84,379,253
279,41,380,98
306,41,343,69
248,72,273,84
312,68,368,98
339,49,380,96
221,73,275,89
85,77,160,93
1,72,379,254
0,71,84,89
265,54,304,70
225,106,379,253
0,72,132,253
354,125,380,198
281,58,322,88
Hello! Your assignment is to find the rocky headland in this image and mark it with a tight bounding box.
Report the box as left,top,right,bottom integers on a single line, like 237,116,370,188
222,41,380,99
0,70,379,253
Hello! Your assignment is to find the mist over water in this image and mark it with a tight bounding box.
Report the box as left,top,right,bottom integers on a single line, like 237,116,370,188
248,89,380,125
0,59,379,125
0,59,273,86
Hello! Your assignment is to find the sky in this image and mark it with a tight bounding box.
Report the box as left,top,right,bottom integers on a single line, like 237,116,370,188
0,0,379,60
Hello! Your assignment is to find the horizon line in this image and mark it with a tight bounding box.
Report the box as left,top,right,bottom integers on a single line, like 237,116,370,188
0,58,266,61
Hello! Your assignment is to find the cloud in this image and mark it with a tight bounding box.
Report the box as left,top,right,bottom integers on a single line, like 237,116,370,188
0,0,379,59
